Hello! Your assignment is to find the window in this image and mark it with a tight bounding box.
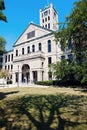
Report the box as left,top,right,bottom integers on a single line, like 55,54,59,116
15,72,19,83
48,23,50,29
54,11,56,17
22,48,24,55
61,55,65,60
16,50,18,56
48,40,51,52
32,45,35,52
27,31,35,39
5,65,7,70
48,16,50,20
68,41,72,50
42,62,44,67
48,71,52,80
38,43,42,51
44,11,48,16
8,55,10,62
48,57,52,65
68,54,73,63
27,46,30,54
8,65,10,70
5,55,7,62
11,54,13,61
45,17,47,22
11,64,13,70
42,19,44,23
10,75,12,79
45,24,47,28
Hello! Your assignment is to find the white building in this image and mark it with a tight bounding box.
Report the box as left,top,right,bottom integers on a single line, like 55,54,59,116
3,3,62,86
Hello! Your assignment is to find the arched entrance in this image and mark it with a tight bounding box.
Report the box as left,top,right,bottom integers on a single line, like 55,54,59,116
22,64,30,83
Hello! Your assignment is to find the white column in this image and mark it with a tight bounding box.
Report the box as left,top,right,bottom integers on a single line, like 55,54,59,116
30,70,33,83
38,70,42,81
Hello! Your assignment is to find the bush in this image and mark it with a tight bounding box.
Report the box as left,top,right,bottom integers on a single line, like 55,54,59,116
35,80,53,86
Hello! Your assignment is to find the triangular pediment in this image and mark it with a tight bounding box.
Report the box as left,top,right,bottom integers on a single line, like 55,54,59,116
14,23,53,46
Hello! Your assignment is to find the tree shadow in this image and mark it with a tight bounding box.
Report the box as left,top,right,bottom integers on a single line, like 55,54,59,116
0,91,19,100
18,95,87,130
0,94,87,130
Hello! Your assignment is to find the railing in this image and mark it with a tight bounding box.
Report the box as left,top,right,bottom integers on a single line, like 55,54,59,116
13,51,45,62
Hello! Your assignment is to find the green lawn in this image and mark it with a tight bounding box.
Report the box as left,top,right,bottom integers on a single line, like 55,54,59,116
0,87,87,130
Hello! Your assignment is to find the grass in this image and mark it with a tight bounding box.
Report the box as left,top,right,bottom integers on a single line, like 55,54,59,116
0,86,87,130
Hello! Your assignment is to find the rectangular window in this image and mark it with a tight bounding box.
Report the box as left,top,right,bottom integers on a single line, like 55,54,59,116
8,55,10,62
8,65,10,70
16,50,18,56
48,23,50,29
5,65,7,70
48,57,52,65
48,16,50,21
11,64,13,70
5,55,7,63
11,54,13,61
15,72,19,83
27,31,35,39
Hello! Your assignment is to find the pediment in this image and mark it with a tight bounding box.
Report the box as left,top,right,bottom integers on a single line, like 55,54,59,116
14,23,52,46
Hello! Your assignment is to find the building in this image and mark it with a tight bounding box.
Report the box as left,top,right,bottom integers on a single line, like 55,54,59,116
3,3,62,86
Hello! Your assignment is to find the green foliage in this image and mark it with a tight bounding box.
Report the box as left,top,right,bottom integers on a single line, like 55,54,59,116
0,36,6,54
35,80,53,86
0,0,7,22
54,0,87,85
0,69,9,78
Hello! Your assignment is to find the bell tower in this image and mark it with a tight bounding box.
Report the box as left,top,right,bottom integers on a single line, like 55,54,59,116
40,3,58,31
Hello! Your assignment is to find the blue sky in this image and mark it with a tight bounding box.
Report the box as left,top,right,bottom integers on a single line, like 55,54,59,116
0,0,78,51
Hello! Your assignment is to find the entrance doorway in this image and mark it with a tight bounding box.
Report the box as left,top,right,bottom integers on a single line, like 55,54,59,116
22,64,30,83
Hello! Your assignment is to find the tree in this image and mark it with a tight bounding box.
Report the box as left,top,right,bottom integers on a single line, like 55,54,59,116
55,0,87,63
0,0,7,22
0,69,9,78
53,0,87,85
0,36,6,54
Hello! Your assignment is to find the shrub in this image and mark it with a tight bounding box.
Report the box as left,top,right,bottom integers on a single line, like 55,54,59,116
35,80,53,86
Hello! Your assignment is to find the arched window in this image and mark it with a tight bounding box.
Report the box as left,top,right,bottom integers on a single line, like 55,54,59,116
22,48,24,55
38,43,42,51
48,40,51,52
32,45,35,52
27,46,30,54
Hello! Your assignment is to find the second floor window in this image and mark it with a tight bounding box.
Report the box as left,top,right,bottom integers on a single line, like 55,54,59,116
32,45,35,52
27,46,30,54
8,55,10,62
48,40,51,52
38,43,42,51
5,55,7,62
11,54,13,61
22,48,24,55
16,50,18,56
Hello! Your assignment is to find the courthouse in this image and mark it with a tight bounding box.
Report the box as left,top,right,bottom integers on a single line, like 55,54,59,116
3,3,62,85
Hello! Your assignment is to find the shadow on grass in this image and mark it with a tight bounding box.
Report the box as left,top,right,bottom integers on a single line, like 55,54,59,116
0,91,19,100
0,95,87,130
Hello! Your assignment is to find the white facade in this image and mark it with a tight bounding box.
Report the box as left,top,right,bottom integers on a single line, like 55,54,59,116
3,4,62,86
